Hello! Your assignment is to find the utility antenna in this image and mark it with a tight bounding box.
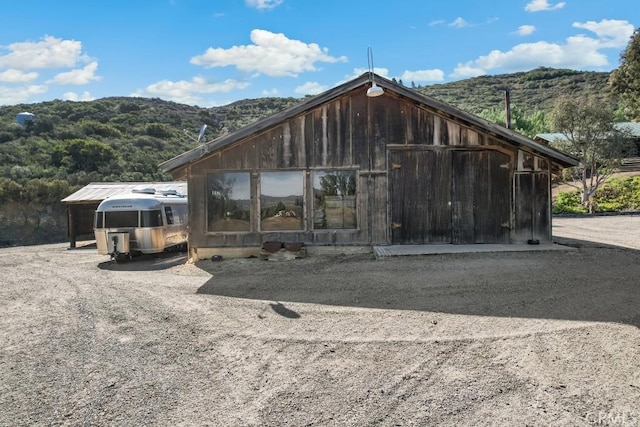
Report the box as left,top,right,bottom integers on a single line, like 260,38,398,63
366,47,384,98
183,124,215,153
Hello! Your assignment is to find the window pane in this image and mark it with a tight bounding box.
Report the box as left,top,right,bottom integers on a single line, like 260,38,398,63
105,211,139,228
169,205,188,225
164,207,174,225
260,172,304,231
313,171,357,229
141,210,163,227
94,211,104,229
207,173,251,232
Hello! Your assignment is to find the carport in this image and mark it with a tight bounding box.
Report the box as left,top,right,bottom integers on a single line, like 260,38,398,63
61,182,187,248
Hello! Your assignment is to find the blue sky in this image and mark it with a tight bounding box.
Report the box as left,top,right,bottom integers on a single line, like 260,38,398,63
0,0,637,107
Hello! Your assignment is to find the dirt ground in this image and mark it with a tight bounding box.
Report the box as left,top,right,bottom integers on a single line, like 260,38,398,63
1,216,639,426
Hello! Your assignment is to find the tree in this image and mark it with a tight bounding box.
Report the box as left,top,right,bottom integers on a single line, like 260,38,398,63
52,138,118,173
610,28,640,120
478,106,550,138
549,98,633,213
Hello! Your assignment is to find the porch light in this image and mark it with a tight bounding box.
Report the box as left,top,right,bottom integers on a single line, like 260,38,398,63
366,47,384,98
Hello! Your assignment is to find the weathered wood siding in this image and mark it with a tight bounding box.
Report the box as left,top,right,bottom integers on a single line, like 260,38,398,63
186,88,554,250
514,151,552,242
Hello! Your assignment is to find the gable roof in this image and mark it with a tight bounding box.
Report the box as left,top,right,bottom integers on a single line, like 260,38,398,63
160,73,578,174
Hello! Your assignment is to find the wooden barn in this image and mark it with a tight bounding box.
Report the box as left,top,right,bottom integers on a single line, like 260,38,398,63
160,73,577,260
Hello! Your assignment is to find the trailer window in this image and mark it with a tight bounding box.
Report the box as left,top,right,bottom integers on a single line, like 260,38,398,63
94,212,104,229
105,211,139,228
166,205,187,225
141,210,163,227
165,207,174,225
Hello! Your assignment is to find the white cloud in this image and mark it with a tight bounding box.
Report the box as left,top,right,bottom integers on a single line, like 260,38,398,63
134,76,250,105
0,84,47,105
294,81,328,96
573,19,634,48
449,17,469,28
477,38,607,70
429,20,445,27
451,19,633,77
525,0,565,12
451,62,486,79
62,91,94,102
190,29,347,77
245,0,283,10
516,25,536,36
261,88,279,96
401,69,445,82
0,36,88,70
0,69,38,83
48,61,101,85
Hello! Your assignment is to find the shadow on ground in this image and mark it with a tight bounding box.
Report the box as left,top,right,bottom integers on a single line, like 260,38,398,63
98,251,188,271
196,239,640,328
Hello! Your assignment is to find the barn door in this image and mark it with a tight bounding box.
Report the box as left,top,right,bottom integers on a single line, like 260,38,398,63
515,172,550,243
389,150,452,244
451,151,512,244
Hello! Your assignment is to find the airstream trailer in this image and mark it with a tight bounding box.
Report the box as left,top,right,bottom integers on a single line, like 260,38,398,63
94,188,188,260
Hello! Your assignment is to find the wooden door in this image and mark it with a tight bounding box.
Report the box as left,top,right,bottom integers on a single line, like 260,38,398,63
389,150,451,244
515,171,550,243
452,150,511,244
390,149,512,245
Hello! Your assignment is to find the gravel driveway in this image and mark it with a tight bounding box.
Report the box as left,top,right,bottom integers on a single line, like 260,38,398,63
1,216,639,426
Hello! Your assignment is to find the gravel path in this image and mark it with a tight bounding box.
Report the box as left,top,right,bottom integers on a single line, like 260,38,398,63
1,216,639,426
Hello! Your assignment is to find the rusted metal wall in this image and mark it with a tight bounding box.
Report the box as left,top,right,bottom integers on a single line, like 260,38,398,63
187,88,553,249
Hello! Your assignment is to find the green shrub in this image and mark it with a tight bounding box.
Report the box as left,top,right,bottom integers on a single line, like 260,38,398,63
555,176,640,214
553,190,587,214
592,177,640,212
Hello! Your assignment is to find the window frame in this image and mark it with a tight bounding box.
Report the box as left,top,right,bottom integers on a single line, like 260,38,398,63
206,171,252,234
259,170,306,232
311,169,358,231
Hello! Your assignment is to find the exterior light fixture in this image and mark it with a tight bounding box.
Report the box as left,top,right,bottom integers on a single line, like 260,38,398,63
366,46,384,98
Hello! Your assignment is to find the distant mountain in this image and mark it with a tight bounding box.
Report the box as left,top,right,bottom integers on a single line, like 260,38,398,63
416,67,616,115
0,67,615,150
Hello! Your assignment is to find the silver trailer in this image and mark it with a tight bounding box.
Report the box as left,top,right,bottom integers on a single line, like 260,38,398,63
94,188,188,260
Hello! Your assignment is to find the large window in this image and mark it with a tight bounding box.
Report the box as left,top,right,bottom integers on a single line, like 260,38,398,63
260,171,304,231
140,210,163,227
313,171,357,229
207,172,251,232
104,211,139,228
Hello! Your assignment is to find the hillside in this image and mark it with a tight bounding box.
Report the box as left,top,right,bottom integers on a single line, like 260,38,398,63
417,67,617,114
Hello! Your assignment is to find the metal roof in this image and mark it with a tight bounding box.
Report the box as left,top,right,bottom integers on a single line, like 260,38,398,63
159,73,578,173
536,122,640,143
61,182,187,204
616,122,640,137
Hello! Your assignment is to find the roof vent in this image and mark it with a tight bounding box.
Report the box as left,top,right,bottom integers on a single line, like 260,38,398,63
132,188,156,195
160,189,183,197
